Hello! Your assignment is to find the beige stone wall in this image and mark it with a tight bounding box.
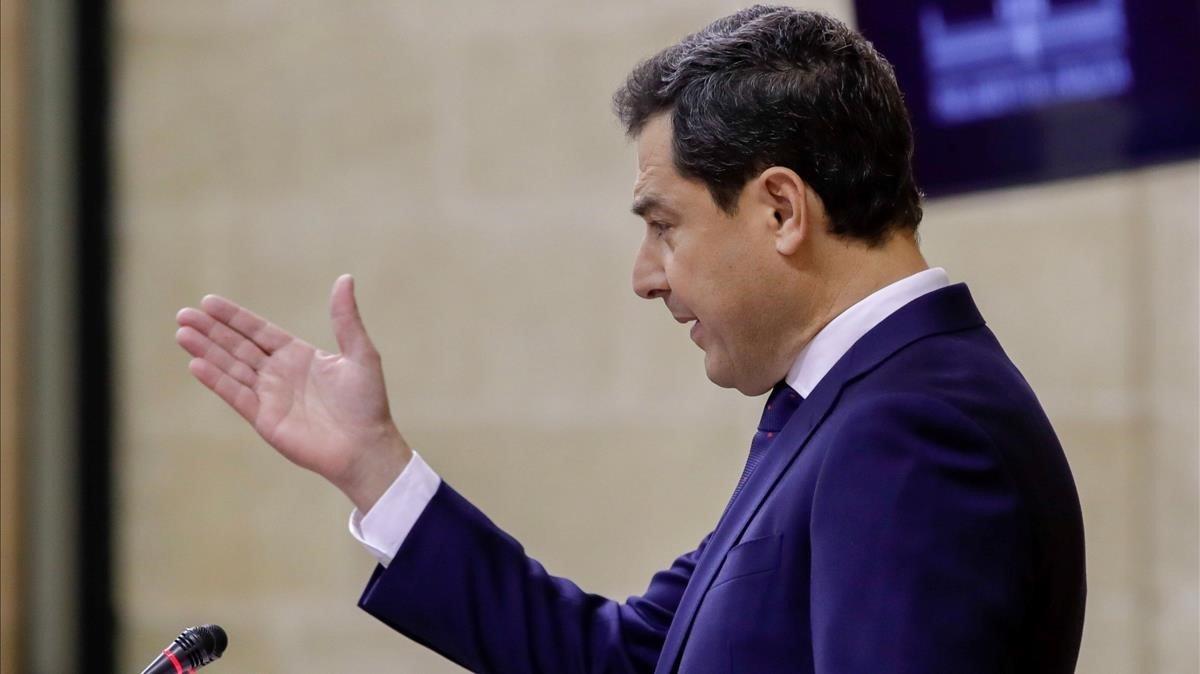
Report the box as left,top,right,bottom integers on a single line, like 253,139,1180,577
113,2,1199,673
1,0,27,670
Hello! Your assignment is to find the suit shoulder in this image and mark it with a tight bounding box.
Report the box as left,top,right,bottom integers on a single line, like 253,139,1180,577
826,390,994,452
856,326,1050,424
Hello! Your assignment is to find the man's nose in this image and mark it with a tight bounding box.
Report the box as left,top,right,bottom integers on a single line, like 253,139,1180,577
632,237,669,300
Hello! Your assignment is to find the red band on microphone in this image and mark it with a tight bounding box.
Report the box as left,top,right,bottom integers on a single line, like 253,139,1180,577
162,648,185,674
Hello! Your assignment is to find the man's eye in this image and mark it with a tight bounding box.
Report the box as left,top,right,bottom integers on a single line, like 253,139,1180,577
650,221,671,237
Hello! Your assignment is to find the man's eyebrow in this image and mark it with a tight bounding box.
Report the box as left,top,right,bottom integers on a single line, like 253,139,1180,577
630,194,677,218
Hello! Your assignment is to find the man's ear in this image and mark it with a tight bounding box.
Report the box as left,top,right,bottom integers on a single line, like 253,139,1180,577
758,167,809,256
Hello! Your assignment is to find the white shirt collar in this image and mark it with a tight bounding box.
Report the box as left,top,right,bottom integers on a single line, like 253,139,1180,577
785,267,951,397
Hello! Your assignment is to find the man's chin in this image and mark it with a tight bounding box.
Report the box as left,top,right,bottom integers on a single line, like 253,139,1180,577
702,354,738,390
704,354,776,396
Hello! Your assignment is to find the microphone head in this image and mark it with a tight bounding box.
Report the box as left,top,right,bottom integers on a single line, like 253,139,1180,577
176,624,228,667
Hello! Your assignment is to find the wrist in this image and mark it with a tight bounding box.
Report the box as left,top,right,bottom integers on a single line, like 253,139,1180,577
338,426,412,514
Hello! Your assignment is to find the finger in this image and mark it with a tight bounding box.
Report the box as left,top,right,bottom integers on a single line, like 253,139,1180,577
176,326,259,389
177,307,269,370
199,295,294,355
329,274,378,362
188,357,260,424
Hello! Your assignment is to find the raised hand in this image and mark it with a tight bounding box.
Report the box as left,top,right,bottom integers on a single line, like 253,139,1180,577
175,274,411,512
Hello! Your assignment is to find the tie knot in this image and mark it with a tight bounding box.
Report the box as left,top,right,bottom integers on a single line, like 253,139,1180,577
758,382,803,433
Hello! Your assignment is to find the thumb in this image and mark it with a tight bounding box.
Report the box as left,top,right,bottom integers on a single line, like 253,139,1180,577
330,274,378,361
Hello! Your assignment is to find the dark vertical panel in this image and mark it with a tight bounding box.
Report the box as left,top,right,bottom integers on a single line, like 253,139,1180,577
74,0,114,671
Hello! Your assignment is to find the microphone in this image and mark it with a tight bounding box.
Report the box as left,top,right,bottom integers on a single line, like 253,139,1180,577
140,624,228,674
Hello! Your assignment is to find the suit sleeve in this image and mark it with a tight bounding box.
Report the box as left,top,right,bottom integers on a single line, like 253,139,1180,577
809,393,1032,674
358,481,710,674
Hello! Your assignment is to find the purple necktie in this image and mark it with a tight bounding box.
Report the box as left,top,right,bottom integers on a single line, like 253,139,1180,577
725,382,804,512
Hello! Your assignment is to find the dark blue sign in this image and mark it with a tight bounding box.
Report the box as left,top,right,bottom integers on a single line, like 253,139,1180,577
853,0,1200,195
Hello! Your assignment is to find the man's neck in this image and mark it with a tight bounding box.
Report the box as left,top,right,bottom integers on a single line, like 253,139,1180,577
829,256,927,327
785,266,950,396
749,231,930,396
805,232,929,349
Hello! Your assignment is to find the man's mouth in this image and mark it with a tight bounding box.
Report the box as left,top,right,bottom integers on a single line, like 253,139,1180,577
671,313,701,342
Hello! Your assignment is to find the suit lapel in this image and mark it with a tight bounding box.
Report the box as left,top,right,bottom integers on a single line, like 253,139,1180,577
653,284,985,674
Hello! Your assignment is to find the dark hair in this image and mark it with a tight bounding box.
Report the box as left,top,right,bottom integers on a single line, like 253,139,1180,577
613,6,922,245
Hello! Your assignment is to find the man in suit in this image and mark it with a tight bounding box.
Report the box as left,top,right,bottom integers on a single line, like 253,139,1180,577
175,6,1086,673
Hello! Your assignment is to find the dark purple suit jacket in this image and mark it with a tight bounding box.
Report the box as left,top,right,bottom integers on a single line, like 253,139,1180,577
359,284,1087,673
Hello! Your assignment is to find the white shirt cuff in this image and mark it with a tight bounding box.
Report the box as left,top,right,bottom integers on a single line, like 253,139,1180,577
347,449,441,567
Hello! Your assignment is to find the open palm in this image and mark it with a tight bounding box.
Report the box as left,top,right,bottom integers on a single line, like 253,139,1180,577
175,275,409,501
